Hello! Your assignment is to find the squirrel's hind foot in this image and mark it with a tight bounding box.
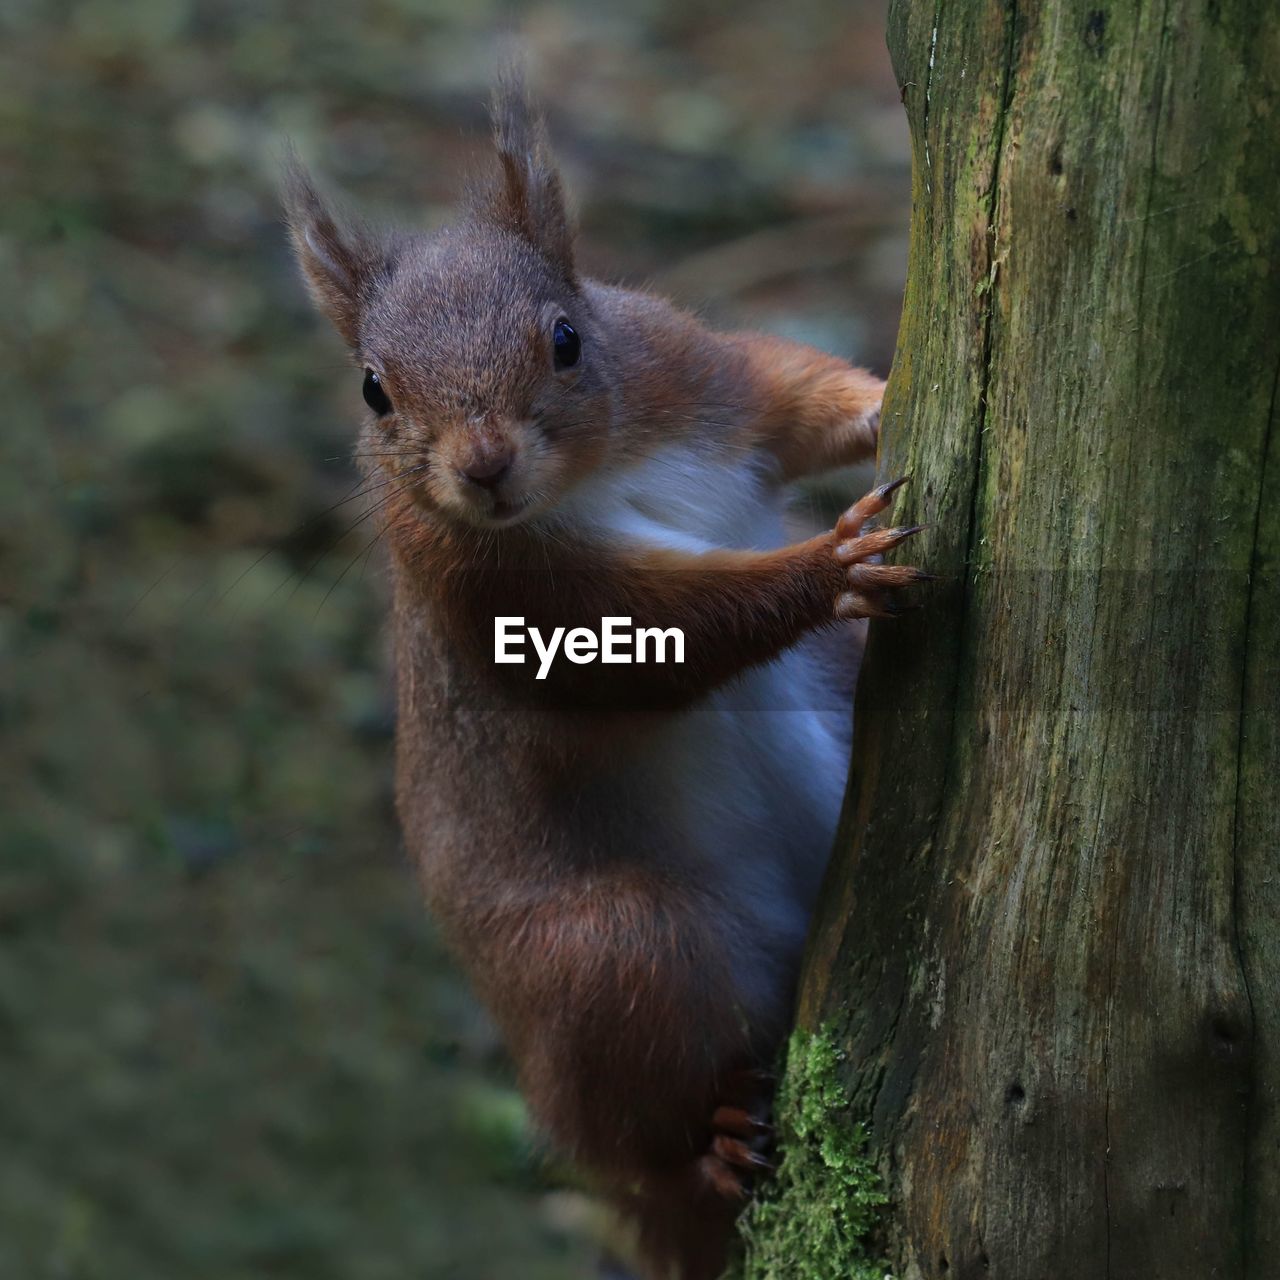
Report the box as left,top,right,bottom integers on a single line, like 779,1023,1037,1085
696,1070,777,1202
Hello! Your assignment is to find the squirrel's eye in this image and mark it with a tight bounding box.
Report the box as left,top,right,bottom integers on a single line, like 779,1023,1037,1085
552,318,581,370
362,369,392,416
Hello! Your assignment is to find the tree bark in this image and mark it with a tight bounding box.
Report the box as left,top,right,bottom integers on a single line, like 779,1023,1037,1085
745,1,1279,1276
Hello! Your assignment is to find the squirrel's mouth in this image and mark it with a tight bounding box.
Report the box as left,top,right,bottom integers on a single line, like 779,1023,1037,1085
486,496,535,525
455,493,538,529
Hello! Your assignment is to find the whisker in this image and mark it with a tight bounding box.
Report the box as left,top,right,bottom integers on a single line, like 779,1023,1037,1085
357,528,386,584
124,553,185,619
209,468,419,611
177,471,373,614
313,525,391,620
345,451,432,460
276,468,428,606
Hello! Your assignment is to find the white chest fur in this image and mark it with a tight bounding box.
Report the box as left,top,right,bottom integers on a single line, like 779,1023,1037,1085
545,444,851,1022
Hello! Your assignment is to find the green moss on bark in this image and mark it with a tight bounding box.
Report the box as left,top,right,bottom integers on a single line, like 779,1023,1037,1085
737,1028,888,1280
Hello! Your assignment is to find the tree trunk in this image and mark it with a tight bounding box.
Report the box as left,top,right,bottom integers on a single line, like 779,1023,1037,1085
742,1,1279,1277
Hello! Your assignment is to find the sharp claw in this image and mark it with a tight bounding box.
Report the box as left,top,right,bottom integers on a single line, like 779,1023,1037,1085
874,474,911,501
892,524,925,540
713,1135,775,1173
712,1105,774,1139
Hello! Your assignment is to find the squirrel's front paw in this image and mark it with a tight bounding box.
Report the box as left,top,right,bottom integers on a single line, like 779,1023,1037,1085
834,372,882,462
832,475,930,620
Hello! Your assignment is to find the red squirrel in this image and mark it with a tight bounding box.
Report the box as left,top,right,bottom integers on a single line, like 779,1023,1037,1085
284,73,923,1280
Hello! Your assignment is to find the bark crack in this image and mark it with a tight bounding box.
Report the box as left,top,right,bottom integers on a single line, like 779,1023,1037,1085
938,2,1018,823
919,1,1018,1268
920,0,943,195
1096,9,1173,1273
1232,350,1279,1280
930,0,1018,841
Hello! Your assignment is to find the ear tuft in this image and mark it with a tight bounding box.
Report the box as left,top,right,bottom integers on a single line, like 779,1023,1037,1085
281,148,385,347
485,66,576,281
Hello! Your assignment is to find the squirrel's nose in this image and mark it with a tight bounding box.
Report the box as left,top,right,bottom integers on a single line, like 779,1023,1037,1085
460,447,513,490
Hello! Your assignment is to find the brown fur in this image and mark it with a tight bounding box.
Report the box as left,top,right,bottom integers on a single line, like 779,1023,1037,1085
285,73,916,1280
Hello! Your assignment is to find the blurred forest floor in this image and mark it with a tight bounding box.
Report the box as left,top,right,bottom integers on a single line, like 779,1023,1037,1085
0,1,908,1276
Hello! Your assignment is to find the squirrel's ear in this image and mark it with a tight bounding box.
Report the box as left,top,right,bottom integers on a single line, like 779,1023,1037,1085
486,69,576,281
282,153,383,347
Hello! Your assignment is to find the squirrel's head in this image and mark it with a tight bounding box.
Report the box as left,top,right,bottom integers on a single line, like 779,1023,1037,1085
284,74,610,529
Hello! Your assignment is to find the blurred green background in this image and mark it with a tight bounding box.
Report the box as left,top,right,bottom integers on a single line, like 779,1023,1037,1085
0,1,908,1276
